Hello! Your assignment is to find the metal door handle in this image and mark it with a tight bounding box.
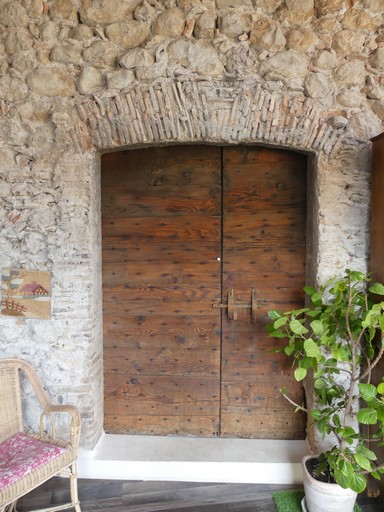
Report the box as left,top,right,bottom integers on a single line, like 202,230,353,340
213,288,257,322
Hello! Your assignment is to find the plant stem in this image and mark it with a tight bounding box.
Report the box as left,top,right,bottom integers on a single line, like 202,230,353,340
321,365,352,376
360,337,384,381
281,391,308,413
340,277,359,451
362,462,384,475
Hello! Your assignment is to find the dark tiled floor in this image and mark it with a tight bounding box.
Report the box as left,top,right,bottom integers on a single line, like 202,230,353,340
16,477,384,511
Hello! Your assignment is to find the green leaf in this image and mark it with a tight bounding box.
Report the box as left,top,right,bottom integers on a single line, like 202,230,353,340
359,383,377,402
348,270,365,281
304,338,322,359
314,378,326,390
331,346,351,362
357,407,378,425
267,329,286,338
294,367,307,381
299,356,314,370
377,406,384,422
310,292,322,305
303,286,317,296
348,473,367,494
311,409,322,420
369,283,384,295
316,418,329,435
356,445,377,461
339,426,357,439
334,470,366,493
367,326,376,342
310,319,324,336
293,308,310,316
273,316,288,329
289,319,308,335
306,309,322,318
267,310,281,320
354,453,372,471
362,311,378,329
284,345,295,356
377,382,384,395
380,316,384,332
333,469,349,489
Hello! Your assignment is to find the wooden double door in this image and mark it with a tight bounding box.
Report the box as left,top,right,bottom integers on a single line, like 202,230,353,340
102,145,307,439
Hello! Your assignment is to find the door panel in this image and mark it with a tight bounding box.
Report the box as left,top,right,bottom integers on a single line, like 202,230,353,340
102,145,307,439
220,146,307,438
102,146,222,436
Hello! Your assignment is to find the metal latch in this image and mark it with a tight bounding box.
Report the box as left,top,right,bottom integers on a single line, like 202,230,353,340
212,288,257,322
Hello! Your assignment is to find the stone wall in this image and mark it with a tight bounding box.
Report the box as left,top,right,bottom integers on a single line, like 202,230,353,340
0,0,383,449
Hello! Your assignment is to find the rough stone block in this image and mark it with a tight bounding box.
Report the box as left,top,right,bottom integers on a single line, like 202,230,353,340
105,20,150,49
152,7,185,38
28,69,77,97
83,41,118,68
79,0,141,26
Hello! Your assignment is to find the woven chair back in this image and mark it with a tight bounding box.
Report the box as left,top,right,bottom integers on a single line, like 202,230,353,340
0,363,24,442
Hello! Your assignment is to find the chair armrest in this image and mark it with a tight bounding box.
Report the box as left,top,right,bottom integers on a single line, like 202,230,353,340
40,404,81,449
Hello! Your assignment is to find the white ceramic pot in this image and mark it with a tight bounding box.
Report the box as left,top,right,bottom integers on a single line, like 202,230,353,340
302,455,357,512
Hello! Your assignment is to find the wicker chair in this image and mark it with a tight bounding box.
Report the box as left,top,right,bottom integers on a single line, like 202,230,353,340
0,359,81,512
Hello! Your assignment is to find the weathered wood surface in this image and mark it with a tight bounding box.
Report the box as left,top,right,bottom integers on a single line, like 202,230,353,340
17,478,384,512
102,145,307,438
102,240,219,263
102,146,222,436
220,146,307,439
369,132,384,493
104,316,219,346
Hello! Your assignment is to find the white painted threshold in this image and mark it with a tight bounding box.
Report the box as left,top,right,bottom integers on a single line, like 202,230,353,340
77,432,308,484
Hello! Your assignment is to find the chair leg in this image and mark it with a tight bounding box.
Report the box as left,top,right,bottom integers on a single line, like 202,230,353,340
69,463,81,512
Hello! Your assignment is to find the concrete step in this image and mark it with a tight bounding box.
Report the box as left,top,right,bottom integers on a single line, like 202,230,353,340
78,433,308,484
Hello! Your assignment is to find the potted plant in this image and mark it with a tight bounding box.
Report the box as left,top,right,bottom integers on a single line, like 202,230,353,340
266,269,384,512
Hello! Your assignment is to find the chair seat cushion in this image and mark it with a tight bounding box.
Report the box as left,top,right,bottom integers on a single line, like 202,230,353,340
0,432,67,489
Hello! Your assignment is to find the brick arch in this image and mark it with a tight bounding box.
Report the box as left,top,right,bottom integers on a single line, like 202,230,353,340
72,80,348,155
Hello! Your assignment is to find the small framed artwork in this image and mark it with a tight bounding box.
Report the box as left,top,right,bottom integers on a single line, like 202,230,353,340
1,268,51,320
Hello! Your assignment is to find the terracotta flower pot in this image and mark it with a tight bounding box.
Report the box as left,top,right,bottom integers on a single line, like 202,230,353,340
302,455,357,512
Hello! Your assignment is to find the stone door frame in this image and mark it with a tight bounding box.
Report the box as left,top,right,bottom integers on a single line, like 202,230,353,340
69,79,369,449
